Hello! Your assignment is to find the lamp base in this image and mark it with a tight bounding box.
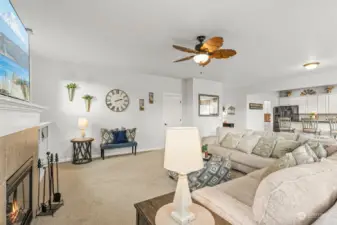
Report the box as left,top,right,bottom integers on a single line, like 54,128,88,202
155,203,215,225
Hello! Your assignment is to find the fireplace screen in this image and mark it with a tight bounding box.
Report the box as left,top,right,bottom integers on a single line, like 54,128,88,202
6,158,33,225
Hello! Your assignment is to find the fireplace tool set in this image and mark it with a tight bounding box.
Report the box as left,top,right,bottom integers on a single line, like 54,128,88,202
36,152,64,217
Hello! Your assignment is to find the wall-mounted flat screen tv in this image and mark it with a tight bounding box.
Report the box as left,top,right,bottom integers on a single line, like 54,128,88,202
0,0,29,101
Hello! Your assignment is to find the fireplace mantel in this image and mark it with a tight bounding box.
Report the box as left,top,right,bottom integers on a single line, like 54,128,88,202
0,96,46,137
0,96,46,113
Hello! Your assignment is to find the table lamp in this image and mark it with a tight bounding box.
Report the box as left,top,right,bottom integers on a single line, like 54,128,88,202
156,127,215,225
78,118,88,138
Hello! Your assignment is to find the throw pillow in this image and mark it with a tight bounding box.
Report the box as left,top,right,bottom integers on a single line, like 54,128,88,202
261,153,297,180
236,135,261,154
126,128,137,142
220,132,244,149
111,129,120,144
188,155,231,191
324,144,337,156
307,142,327,159
101,128,115,145
116,130,128,143
252,131,274,137
271,140,301,158
252,136,281,158
292,144,317,164
297,133,315,144
168,154,231,191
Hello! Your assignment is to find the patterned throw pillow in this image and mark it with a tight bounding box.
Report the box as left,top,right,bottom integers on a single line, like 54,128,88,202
292,144,318,164
271,140,301,158
126,128,136,142
236,135,261,154
220,132,244,149
261,144,319,180
261,153,297,179
252,137,280,158
307,142,327,159
101,128,115,145
275,132,298,141
168,155,231,191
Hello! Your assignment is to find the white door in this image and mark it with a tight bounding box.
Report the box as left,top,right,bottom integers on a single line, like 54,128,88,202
163,93,182,127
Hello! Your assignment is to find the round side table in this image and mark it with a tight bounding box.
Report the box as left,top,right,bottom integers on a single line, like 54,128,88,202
71,137,94,164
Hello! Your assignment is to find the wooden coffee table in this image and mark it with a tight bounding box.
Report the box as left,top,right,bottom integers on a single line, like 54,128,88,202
134,192,231,225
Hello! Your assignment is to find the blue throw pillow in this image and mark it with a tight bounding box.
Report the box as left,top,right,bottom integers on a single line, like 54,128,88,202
116,130,128,143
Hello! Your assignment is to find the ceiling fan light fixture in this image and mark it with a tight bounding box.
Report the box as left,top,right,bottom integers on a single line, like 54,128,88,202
303,62,320,70
194,54,209,64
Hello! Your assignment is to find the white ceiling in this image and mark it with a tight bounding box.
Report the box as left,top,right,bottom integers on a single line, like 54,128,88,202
11,0,337,87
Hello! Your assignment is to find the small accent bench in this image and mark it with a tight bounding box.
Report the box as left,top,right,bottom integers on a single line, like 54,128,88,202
100,141,138,160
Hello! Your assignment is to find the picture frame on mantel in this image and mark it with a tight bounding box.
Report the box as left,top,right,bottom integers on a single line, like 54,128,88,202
198,94,219,117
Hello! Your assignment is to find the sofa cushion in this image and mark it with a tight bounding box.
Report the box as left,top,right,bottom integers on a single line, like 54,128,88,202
252,136,280,158
261,153,297,180
275,132,298,141
252,130,274,137
215,175,260,207
192,187,256,225
325,144,337,156
220,133,244,149
312,200,337,225
230,161,256,174
217,127,249,143
208,145,275,170
297,133,315,144
271,139,301,158
202,136,218,145
236,135,261,154
253,162,337,225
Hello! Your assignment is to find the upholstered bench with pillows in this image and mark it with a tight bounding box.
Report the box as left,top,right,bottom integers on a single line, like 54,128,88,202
100,128,137,159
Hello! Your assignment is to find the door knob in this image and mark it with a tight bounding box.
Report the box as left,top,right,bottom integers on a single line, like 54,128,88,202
164,123,167,126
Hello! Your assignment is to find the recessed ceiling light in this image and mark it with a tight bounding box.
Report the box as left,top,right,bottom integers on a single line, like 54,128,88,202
303,62,320,70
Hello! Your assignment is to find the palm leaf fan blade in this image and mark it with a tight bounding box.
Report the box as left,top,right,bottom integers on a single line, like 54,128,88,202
211,49,237,59
173,55,194,63
200,37,224,52
172,45,199,54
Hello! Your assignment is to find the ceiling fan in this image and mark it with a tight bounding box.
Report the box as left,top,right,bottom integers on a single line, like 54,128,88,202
172,36,237,67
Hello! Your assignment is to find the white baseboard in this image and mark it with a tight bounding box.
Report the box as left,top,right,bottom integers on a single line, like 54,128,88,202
59,147,164,163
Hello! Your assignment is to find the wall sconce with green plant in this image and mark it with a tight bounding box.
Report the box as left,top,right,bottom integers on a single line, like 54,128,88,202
82,94,94,112
66,83,78,101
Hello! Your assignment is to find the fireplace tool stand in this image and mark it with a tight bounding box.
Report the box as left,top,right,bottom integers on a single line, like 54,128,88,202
36,153,64,217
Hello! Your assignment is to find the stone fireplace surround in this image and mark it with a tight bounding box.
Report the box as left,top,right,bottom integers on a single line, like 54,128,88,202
0,96,45,225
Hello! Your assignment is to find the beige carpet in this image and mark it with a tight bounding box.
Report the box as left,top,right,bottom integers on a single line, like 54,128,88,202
32,150,176,225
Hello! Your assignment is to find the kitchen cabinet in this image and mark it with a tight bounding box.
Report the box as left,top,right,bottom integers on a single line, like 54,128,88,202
279,97,289,106
317,94,328,114
306,96,318,113
289,97,306,114
328,94,337,113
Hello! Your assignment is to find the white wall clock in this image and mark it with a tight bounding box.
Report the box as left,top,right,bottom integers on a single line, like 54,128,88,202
105,89,130,112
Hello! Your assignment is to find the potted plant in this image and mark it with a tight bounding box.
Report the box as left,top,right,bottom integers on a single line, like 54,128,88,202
202,144,208,158
82,94,94,112
309,112,317,120
66,83,77,101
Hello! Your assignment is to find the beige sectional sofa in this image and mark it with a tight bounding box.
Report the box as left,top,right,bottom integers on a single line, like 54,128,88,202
195,127,337,225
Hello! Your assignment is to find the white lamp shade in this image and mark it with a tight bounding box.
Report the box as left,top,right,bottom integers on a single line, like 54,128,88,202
164,127,203,174
193,54,209,64
78,118,88,129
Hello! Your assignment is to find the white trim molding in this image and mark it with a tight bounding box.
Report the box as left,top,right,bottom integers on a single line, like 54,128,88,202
0,96,46,113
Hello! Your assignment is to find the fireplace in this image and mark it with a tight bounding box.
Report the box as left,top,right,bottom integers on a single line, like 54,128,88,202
6,158,33,225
